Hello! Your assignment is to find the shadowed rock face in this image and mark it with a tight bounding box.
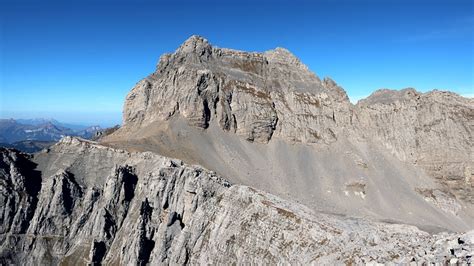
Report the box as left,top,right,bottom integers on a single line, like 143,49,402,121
1,139,473,264
0,148,42,235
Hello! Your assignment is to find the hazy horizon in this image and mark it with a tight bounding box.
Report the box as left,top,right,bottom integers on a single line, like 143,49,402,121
1,0,473,126
0,111,121,127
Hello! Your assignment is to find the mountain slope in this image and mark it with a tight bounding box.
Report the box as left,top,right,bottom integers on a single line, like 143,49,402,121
103,36,474,231
1,139,472,264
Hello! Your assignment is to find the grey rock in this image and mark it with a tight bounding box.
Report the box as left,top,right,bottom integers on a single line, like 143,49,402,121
356,89,474,203
0,148,41,235
104,35,474,232
0,140,472,264
119,35,351,144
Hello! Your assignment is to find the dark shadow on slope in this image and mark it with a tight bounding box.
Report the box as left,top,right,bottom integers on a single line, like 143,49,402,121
120,166,138,203
61,171,83,215
91,241,107,265
15,152,42,233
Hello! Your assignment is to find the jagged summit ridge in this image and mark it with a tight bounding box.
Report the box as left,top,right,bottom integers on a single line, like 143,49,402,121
122,35,351,144
264,46,309,71
170,35,309,70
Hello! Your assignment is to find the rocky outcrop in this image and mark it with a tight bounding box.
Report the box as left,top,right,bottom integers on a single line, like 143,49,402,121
1,139,473,264
356,89,474,203
0,148,41,235
121,35,352,144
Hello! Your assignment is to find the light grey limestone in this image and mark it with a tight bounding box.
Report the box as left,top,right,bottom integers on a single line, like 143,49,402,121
0,140,472,264
356,88,474,203
120,35,351,144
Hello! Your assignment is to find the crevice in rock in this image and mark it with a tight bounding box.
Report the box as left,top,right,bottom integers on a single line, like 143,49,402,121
74,188,101,232
61,171,82,215
196,74,208,96
266,102,279,142
137,199,155,265
140,198,153,221
15,153,42,233
219,87,236,132
119,166,138,203
138,237,155,266
202,99,211,129
90,240,107,265
106,166,138,231
213,75,221,114
167,211,185,229
102,209,117,240
214,95,220,116
232,114,237,132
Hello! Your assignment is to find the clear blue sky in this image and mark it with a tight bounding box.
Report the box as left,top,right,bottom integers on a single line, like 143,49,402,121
1,0,473,126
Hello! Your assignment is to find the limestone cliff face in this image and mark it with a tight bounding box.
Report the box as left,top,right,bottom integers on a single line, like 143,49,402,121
0,148,41,236
1,140,473,265
122,35,352,144
114,36,473,208
356,89,474,203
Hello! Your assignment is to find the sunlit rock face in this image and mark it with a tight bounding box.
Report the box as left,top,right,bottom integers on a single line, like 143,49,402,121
122,35,352,144
356,89,474,203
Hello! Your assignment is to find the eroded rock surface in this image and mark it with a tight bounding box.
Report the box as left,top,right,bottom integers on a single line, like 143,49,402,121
0,139,473,264
356,89,474,203
121,35,351,144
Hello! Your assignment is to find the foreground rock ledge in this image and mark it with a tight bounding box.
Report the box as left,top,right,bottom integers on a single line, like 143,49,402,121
0,137,472,264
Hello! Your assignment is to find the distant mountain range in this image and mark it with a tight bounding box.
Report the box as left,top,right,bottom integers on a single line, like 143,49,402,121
15,118,91,131
0,118,102,152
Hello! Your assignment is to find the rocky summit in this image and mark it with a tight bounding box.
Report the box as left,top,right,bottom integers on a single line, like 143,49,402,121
1,36,473,264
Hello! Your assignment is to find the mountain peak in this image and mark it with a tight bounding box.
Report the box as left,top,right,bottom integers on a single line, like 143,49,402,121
182,35,208,46
264,47,305,68
358,88,422,106
121,36,353,144
176,35,212,56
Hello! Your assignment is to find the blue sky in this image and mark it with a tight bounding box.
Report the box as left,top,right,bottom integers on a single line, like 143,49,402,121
1,0,473,126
